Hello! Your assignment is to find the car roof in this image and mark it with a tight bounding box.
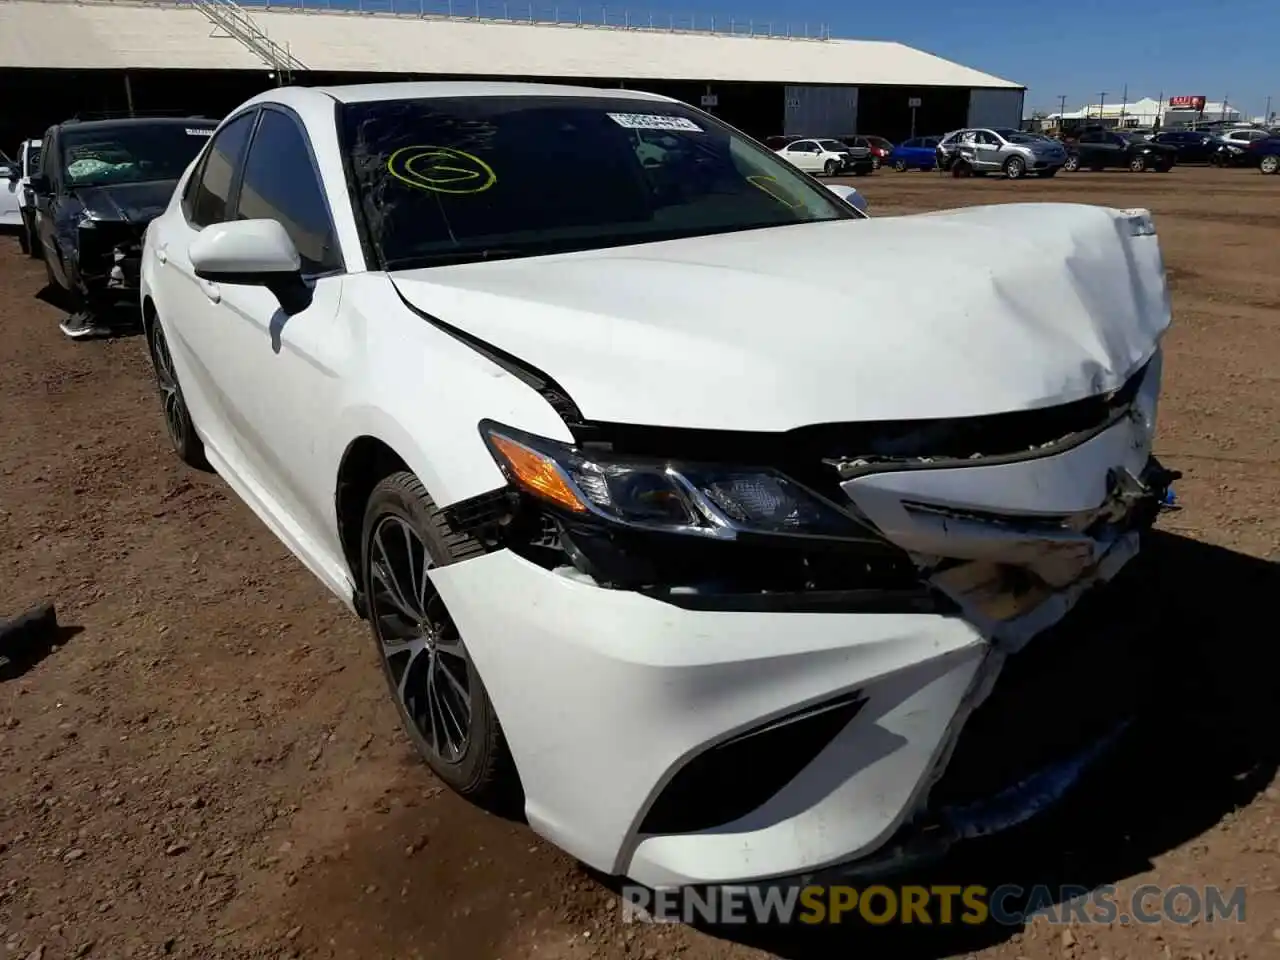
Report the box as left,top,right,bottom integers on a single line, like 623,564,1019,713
310,80,678,105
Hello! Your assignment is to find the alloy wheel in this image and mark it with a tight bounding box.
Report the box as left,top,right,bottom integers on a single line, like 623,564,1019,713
368,514,473,764
150,323,187,450
1261,155,1279,174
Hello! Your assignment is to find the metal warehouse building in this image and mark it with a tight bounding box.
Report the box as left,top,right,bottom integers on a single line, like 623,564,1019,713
0,0,1024,152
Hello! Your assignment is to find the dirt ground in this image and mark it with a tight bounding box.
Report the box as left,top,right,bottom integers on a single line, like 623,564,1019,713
1,166,1278,960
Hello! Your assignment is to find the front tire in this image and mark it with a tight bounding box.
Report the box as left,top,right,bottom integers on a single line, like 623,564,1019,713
362,472,518,811
893,159,908,172
823,159,839,177
1261,155,1280,175
146,315,207,469
1062,155,1081,172
1004,156,1026,179
1129,154,1147,172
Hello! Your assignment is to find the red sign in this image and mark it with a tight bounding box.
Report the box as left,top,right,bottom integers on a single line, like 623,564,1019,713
1168,95,1207,110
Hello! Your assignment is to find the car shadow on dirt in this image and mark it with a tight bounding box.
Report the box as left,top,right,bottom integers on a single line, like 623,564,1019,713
663,531,1280,959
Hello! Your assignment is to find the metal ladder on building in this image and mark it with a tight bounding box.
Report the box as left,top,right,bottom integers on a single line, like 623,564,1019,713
189,0,307,82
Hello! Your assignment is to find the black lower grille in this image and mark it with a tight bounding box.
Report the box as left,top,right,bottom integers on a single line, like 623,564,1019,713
639,691,867,835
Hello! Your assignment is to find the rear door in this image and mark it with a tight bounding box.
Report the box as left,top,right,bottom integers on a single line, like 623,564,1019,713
152,108,260,458
1076,131,1110,167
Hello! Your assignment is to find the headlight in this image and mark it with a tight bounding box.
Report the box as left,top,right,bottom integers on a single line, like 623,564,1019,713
481,422,873,542
1119,208,1156,237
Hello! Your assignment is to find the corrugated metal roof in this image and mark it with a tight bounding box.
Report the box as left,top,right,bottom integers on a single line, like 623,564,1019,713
0,0,1022,88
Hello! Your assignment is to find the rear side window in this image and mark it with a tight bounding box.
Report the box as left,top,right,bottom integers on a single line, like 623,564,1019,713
187,111,256,228
235,108,341,275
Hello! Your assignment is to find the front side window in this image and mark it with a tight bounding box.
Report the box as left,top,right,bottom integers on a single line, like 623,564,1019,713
816,139,846,153
59,123,213,188
235,109,341,275
340,95,859,270
187,111,256,228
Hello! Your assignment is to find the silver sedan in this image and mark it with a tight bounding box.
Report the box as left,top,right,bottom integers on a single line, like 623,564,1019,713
937,127,1068,179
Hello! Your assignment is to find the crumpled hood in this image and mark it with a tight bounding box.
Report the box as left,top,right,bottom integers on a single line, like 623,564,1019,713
390,202,1171,431
70,179,178,225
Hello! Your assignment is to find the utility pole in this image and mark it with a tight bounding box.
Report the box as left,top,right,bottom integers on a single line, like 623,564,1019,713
1098,91,1107,125
1222,93,1229,123
1119,83,1128,127
1155,90,1164,131
1266,95,1272,124
1057,94,1067,123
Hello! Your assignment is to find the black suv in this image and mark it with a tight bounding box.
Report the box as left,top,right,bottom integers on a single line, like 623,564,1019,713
1062,129,1177,173
28,115,216,336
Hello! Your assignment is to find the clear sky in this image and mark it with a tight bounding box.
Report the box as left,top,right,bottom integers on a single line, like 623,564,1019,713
663,0,1277,118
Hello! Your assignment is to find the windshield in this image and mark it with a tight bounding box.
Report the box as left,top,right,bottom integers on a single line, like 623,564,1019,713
341,95,857,270
816,139,847,152
60,123,213,188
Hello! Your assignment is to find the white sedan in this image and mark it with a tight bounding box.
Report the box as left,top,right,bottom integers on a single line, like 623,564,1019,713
140,81,1174,889
775,137,858,176
0,149,21,228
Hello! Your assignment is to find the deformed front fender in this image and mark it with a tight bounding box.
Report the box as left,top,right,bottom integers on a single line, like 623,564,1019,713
332,273,578,511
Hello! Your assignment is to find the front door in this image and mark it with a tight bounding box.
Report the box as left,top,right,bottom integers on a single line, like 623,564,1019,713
783,140,822,173
192,106,350,553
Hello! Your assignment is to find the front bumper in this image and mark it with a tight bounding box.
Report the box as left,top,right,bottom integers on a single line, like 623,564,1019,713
74,221,146,298
433,547,992,889
429,369,1172,888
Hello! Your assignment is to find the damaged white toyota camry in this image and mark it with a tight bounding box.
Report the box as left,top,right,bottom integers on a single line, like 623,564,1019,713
140,82,1177,889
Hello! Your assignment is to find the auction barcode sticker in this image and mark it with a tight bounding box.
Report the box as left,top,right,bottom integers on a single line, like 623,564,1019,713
186,128,215,136
607,113,702,132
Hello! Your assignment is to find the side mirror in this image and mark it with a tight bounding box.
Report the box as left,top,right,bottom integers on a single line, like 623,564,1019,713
826,183,869,215
0,164,17,182
189,219,313,315
28,173,50,195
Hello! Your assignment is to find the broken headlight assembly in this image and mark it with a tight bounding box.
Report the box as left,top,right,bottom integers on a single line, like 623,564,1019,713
482,422,871,542
477,421,936,609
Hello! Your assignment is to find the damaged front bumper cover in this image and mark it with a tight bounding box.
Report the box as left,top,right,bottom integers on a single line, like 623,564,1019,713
76,219,146,297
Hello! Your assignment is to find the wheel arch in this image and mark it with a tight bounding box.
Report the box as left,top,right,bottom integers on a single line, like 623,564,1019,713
334,434,412,615
141,295,157,339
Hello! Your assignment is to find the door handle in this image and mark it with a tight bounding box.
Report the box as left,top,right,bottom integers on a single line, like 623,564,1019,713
199,279,221,304
155,242,168,264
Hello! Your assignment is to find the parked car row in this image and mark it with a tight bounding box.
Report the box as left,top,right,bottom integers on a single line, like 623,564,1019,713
4,81,1184,893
